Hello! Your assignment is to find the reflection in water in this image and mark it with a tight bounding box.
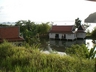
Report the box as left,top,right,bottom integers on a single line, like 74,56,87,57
41,39,95,53
41,39,96,57
48,39,93,52
42,42,66,55
48,44,52,52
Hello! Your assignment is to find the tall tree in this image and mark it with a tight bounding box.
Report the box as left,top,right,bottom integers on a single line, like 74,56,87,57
75,18,81,28
15,20,51,45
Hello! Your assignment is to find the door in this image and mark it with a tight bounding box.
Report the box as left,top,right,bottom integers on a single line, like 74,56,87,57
55,34,59,39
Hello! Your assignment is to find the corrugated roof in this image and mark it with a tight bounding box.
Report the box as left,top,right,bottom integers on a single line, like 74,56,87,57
50,25,74,33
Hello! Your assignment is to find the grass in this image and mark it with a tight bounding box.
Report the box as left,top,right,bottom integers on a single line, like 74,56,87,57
0,41,95,72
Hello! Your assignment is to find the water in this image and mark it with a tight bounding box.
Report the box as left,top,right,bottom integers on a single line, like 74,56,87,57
42,39,94,52
40,39,96,57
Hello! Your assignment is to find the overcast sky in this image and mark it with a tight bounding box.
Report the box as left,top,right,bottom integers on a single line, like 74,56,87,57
0,0,96,22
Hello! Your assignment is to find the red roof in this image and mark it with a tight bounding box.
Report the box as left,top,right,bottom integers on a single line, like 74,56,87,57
50,25,75,33
0,26,24,42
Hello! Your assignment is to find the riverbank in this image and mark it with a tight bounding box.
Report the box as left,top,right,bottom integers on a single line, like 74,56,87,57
0,41,95,72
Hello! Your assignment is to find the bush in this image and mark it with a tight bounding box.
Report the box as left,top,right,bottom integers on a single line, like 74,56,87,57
65,44,89,58
0,40,14,59
0,42,95,72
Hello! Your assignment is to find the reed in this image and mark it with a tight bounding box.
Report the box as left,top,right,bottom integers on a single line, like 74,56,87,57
0,41,95,72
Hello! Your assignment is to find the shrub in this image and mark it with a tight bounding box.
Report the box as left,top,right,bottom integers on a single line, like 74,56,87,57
0,42,95,72
65,44,89,58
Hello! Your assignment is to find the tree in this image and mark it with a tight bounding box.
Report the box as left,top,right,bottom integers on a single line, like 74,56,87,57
75,18,81,28
86,29,91,36
15,20,51,45
91,27,96,40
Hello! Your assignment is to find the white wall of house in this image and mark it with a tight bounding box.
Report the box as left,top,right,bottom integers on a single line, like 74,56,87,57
66,34,76,40
49,33,63,39
59,34,63,39
74,33,77,39
49,33,76,40
76,33,86,38
49,33,56,39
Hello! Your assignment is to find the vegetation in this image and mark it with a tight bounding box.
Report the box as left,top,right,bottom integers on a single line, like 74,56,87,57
1,20,52,45
0,20,95,72
0,41,95,72
91,27,96,40
15,20,51,45
86,29,91,36
75,18,81,28
0,24,9,26
65,44,96,59
75,18,90,30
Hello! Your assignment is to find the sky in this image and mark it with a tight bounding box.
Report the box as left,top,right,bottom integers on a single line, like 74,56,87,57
0,0,96,23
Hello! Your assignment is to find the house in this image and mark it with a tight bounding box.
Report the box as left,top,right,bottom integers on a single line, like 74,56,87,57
49,25,77,40
0,26,24,45
76,25,86,39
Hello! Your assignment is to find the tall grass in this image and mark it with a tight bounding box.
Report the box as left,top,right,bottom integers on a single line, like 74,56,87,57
0,41,95,72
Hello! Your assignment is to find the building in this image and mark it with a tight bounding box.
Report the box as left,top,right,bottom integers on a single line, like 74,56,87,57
76,25,86,39
0,26,24,45
49,25,77,40
49,25,86,40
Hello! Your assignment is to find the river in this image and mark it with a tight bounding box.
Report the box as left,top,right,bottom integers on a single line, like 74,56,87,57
41,39,94,52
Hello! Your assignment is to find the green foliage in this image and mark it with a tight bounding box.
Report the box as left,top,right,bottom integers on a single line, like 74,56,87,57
66,44,89,58
88,46,96,59
0,40,14,59
75,18,81,28
86,29,91,36
15,20,51,45
0,42,95,72
0,24,9,26
66,44,96,59
91,27,96,39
